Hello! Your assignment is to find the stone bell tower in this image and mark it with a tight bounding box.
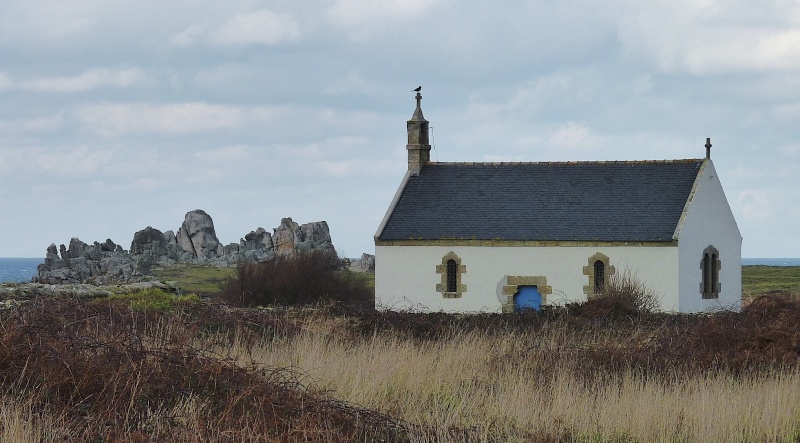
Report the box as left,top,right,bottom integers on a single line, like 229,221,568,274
407,91,431,175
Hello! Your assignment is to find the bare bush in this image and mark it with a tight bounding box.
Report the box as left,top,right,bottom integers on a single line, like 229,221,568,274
579,268,660,317
221,250,374,308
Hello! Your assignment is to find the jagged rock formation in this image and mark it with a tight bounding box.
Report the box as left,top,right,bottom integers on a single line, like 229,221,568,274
271,217,334,254
40,239,134,285
176,210,223,260
35,210,336,284
130,226,185,275
347,253,376,273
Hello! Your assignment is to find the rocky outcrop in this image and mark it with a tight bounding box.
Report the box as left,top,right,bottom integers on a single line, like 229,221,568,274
40,239,134,285
129,226,186,274
220,217,335,263
35,210,337,284
272,217,333,254
176,210,223,260
347,253,375,273
222,227,275,263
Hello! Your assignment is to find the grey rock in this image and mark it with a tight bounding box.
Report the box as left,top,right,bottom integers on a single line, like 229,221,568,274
350,252,375,272
131,227,166,255
349,253,376,272
300,221,333,250
35,210,338,284
100,239,117,252
176,210,223,259
164,230,177,244
273,217,301,254
272,218,334,255
37,238,136,284
130,226,185,274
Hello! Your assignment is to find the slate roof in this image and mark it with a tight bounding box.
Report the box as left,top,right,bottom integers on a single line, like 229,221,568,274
377,160,705,242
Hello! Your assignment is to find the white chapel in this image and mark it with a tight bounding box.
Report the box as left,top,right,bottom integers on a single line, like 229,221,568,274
374,92,742,313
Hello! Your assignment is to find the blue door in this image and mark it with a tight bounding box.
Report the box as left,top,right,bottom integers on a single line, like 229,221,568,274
515,285,542,312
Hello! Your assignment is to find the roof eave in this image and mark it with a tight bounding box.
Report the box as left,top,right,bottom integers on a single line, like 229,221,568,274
672,158,708,241
375,239,679,247
374,170,413,242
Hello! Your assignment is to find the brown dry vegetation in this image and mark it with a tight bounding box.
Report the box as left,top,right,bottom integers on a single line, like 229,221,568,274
220,250,374,308
0,298,404,442
1,294,800,441
1,260,799,442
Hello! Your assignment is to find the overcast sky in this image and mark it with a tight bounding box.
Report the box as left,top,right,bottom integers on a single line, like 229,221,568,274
1,0,799,259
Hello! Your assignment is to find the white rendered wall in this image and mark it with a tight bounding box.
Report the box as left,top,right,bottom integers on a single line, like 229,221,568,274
676,160,742,312
375,244,680,313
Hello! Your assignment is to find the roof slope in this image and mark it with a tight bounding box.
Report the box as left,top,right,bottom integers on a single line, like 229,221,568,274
377,160,704,242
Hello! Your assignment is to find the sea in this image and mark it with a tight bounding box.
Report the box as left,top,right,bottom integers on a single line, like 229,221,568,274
0,258,44,283
741,258,800,266
0,257,798,284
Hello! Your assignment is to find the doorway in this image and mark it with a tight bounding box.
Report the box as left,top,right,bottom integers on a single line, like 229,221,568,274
514,285,542,312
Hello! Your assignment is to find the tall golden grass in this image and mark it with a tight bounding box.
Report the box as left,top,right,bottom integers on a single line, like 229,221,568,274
209,321,800,442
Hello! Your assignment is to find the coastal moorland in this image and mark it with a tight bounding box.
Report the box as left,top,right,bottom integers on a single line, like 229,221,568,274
1,260,799,442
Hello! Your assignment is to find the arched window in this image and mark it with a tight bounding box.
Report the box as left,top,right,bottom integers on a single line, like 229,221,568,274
446,259,457,293
702,253,712,294
583,253,615,298
711,253,719,292
594,260,605,294
436,252,466,298
701,246,721,299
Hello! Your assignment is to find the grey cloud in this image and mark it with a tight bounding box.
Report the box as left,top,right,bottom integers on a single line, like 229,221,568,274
0,0,799,258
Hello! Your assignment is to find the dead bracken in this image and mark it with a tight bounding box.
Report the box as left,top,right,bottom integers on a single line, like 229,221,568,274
1,291,800,441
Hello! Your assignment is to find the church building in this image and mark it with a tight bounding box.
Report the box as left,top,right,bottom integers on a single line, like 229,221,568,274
374,92,742,313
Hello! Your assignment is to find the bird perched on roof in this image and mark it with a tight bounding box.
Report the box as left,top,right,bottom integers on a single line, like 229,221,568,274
413,86,421,92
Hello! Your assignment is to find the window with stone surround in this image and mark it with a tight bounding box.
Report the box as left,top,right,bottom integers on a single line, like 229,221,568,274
583,252,615,297
701,246,721,299
594,260,605,293
446,259,457,292
436,252,466,298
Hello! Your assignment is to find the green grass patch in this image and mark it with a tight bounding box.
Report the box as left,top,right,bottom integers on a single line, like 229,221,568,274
149,264,234,295
348,270,375,289
742,266,800,297
108,288,200,310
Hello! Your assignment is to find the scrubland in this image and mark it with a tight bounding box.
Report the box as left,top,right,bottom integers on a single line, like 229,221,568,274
1,261,799,442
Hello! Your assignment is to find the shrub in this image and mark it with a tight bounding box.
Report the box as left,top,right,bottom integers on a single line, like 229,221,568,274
221,250,374,308
579,268,660,317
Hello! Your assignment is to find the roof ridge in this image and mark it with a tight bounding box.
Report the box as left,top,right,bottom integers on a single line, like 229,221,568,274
427,159,703,166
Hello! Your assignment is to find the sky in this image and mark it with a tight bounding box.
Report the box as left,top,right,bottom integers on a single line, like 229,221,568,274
1,0,799,259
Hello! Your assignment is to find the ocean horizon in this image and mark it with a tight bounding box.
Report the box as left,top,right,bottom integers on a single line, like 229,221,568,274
741,257,800,266
0,257,798,284
0,257,44,283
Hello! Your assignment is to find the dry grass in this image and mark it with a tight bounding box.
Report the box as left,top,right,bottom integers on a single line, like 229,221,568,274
0,397,63,443
2,295,800,441
213,323,800,442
